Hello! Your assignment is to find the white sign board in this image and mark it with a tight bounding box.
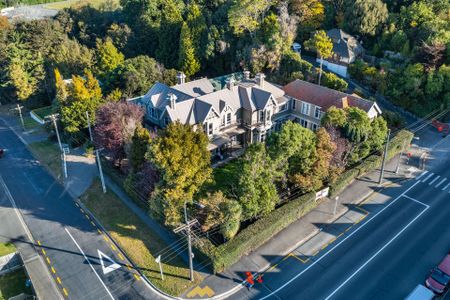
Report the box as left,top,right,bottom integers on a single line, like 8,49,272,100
315,187,329,200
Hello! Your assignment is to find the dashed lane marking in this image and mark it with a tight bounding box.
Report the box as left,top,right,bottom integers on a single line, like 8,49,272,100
435,178,447,188
428,175,440,186
75,203,80,207
90,221,96,227
97,229,102,235
442,183,450,191
422,172,434,183
37,240,41,246
126,264,132,271
41,249,46,255
63,288,69,297
118,253,125,260
133,274,140,281
51,267,56,274
46,257,51,264
57,277,62,285
110,244,117,251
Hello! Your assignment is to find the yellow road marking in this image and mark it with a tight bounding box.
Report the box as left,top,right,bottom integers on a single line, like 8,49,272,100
97,229,102,235
337,232,344,238
344,226,352,232
46,257,51,264
84,214,90,220
289,253,309,264
186,286,215,298
41,249,46,255
37,240,41,246
354,205,369,214
103,235,108,242
57,277,62,285
51,267,56,274
126,264,132,270
312,249,319,256
90,221,95,227
110,244,117,251
118,253,125,260
63,288,69,297
133,274,140,281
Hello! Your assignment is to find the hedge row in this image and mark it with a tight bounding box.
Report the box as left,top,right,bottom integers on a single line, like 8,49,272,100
330,129,413,196
208,129,413,273
211,192,316,273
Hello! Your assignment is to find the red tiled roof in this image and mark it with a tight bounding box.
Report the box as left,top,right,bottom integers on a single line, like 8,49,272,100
283,79,376,113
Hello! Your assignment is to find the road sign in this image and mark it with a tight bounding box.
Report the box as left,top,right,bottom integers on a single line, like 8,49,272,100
98,250,121,275
315,187,329,201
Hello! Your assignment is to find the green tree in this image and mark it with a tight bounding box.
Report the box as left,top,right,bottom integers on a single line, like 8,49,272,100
321,106,347,128
148,122,212,225
344,0,388,36
178,22,201,78
228,0,273,36
237,143,279,220
186,2,207,61
343,107,371,143
130,126,153,171
367,117,388,151
322,71,348,91
220,199,242,240
96,38,125,77
305,30,333,85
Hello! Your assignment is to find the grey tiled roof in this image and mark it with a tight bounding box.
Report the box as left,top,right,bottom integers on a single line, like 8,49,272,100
172,78,215,97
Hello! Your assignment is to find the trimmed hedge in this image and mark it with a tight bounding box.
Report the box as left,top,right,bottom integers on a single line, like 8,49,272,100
211,192,316,273
330,129,413,196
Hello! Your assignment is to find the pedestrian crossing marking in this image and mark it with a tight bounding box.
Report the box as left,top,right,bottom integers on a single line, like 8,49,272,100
443,183,450,191
429,175,440,185
435,178,447,188
422,172,434,183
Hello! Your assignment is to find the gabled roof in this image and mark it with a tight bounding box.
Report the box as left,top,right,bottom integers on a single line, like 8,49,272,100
165,99,196,124
194,100,213,123
172,78,215,98
283,79,380,114
141,82,193,108
196,88,241,114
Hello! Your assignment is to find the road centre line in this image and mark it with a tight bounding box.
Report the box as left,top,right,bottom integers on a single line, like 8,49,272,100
324,204,429,300
435,178,447,188
64,228,114,300
258,180,421,300
428,175,440,185
443,183,450,191
401,194,430,208
416,170,428,180
422,172,434,183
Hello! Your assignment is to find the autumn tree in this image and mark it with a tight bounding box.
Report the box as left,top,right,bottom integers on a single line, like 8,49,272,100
228,0,273,36
178,22,201,78
94,101,144,162
61,70,103,133
305,30,333,85
148,122,212,225
54,68,68,106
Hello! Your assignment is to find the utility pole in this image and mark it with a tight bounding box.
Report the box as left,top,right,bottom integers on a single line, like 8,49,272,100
155,255,164,280
95,148,107,194
378,129,391,185
86,111,106,194
62,146,69,179
86,111,94,143
46,114,63,151
395,139,407,174
12,104,25,131
173,201,198,282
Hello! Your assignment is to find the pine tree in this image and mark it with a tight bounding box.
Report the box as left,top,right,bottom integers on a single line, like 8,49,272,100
178,22,201,78
96,38,125,77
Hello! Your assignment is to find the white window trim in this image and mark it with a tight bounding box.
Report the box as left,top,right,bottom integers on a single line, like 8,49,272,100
314,107,321,119
301,102,311,115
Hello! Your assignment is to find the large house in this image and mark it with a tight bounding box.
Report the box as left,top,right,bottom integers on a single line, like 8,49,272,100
138,72,380,158
316,28,364,78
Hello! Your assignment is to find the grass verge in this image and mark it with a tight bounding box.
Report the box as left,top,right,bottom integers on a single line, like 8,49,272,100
0,269,33,300
0,243,16,257
45,0,119,9
80,180,202,296
28,141,62,180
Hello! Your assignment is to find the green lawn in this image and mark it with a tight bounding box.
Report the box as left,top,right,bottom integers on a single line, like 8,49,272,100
0,269,33,300
80,180,202,296
30,106,56,123
0,243,16,257
28,141,62,180
45,0,119,9
200,158,241,198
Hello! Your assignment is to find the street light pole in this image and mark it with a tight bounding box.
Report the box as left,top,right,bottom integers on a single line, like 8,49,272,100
378,129,391,185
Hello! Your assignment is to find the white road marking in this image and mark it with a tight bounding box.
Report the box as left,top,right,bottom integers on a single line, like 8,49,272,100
258,180,421,300
442,183,450,191
416,170,428,180
98,250,121,275
428,175,440,185
65,228,114,300
324,204,429,300
421,172,434,183
435,178,447,188
401,194,430,208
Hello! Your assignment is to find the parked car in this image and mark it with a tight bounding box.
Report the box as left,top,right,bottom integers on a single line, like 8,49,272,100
426,254,450,295
405,284,435,300
0,148,4,158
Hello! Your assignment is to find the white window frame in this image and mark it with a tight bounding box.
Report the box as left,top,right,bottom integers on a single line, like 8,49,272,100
227,112,232,125
259,110,265,123
300,119,308,128
208,123,213,136
301,102,310,115
314,107,321,119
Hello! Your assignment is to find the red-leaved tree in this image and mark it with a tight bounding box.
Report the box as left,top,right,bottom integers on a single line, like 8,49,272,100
94,101,144,163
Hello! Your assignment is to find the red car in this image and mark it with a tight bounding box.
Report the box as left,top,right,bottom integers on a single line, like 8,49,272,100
426,253,450,294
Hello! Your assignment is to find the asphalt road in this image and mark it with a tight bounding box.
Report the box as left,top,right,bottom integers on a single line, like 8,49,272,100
0,119,162,299
231,141,450,299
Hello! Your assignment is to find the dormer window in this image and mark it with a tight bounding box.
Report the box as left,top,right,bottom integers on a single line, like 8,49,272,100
227,113,232,125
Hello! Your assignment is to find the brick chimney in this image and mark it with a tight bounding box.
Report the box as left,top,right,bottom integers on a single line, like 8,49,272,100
176,72,186,85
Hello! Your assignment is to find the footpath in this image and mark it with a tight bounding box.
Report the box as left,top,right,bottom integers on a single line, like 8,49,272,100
183,153,422,299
